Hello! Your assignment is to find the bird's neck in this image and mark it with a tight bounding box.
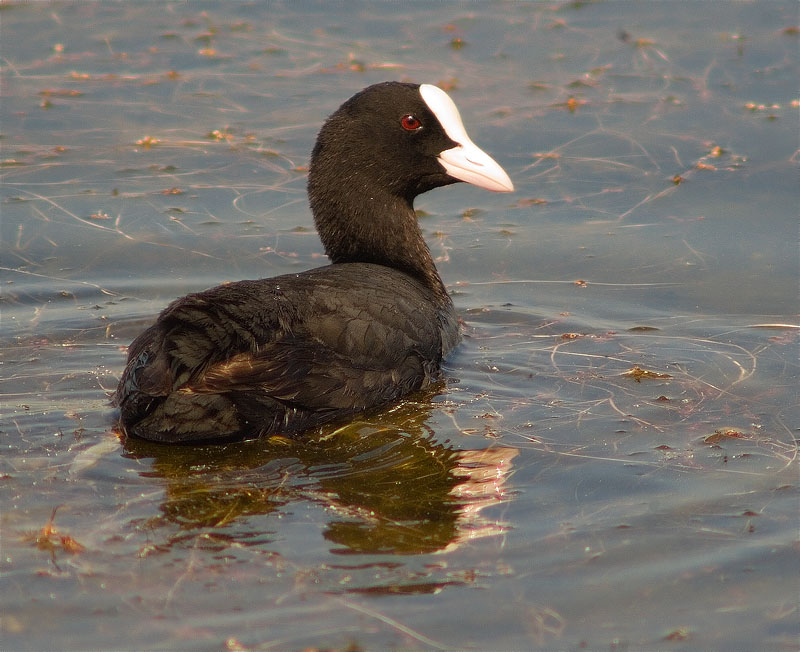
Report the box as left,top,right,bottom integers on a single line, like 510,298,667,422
309,177,451,305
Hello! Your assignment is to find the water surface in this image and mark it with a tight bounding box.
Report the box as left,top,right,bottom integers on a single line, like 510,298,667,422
2,2,798,650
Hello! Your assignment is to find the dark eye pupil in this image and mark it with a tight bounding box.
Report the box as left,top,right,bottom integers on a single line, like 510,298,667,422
401,115,421,131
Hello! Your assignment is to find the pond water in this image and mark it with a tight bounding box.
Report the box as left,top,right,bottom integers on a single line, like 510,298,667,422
2,2,798,650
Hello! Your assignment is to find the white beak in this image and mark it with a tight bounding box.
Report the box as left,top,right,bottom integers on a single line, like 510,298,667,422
420,84,514,193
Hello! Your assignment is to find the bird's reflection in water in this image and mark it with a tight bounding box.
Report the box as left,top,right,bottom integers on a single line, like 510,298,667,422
123,386,517,557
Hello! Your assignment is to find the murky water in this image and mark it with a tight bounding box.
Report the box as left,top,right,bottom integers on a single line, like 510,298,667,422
2,2,798,650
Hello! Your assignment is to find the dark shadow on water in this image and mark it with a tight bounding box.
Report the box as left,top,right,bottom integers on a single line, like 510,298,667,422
121,385,517,558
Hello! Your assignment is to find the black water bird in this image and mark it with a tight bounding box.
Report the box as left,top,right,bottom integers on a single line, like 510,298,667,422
116,82,514,443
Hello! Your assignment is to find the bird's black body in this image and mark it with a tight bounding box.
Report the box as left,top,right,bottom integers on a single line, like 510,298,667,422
118,265,458,442
116,82,512,443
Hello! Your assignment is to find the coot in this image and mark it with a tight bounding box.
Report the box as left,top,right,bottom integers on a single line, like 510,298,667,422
116,82,513,443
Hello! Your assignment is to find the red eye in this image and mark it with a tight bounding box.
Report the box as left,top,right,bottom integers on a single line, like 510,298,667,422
400,114,422,131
